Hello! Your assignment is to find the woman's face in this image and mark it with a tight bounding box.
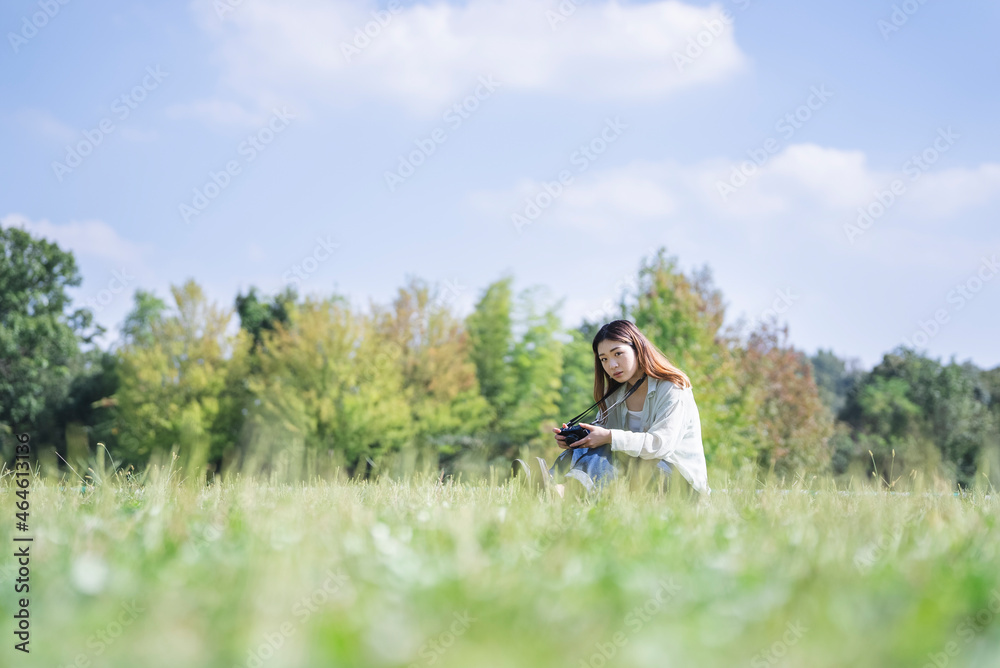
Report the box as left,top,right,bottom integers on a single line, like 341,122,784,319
597,339,641,385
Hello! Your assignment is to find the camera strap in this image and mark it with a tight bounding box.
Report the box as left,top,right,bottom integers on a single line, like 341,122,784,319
566,374,647,427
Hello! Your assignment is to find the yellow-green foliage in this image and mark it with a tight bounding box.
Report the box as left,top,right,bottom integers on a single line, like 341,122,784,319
369,277,493,450
114,280,250,476
243,294,412,479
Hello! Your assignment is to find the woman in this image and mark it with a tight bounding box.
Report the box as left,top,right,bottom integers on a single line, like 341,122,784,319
546,320,710,497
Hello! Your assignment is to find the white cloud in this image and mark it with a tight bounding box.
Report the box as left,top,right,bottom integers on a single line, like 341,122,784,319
696,144,1000,229
901,164,1000,219
480,144,1000,367
0,213,147,266
165,98,267,127
12,108,77,143
764,144,877,209
471,142,1000,267
190,0,748,117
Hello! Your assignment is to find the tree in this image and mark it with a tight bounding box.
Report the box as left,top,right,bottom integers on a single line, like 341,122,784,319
0,226,99,459
369,276,491,464
466,278,568,461
120,290,167,348
840,348,998,487
113,280,250,477
979,365,1000,484
738,320,834,474
243,294,412,479
500,285,565,452
466,275,515,414
557,324,599,424
235,286,297,352
627,247,760,467
809,348,863,417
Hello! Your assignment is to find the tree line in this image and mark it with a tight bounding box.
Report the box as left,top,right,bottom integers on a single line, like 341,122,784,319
1,226,997,487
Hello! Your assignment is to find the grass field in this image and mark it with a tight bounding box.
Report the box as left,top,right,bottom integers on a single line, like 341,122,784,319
2,456,999,668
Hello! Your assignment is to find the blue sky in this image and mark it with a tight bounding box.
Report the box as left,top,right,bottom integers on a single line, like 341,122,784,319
2,0,998,370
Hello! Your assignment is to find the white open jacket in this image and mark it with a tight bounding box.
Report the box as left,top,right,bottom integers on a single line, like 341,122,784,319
597,375,711,495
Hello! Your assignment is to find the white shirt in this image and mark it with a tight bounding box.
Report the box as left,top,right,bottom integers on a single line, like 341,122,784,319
626,409,643,432
598,376,711,495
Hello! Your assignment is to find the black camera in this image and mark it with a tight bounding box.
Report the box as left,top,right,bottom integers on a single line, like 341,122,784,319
558,424,590,445
557,374,646,447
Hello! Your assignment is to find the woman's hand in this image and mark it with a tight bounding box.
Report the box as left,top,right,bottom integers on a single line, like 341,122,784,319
553,423,571,449
552,422,611,450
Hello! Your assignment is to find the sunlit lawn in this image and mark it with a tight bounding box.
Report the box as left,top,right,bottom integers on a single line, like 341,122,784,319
3,458,999,668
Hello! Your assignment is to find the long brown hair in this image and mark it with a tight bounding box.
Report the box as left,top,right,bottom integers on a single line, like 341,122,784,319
592,320,691,414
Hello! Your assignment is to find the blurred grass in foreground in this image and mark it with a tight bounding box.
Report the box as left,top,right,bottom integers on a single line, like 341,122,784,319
1,452,999,668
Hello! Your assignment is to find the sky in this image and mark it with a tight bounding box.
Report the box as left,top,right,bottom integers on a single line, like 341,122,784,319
2,0,998,370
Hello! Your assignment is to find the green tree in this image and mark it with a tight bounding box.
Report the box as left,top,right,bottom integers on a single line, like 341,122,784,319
809,348,863,417
466,275,515,415
120,289,167,348
56,349,120,465
500,286,564,452
627,247,759,468
840,348,998,486
113,280,250,477
466,278,568,461
0,226,102,461
244,294,411,479
235,286,297,352
979,365,1000,484
369,276,492,464
556,324,599,423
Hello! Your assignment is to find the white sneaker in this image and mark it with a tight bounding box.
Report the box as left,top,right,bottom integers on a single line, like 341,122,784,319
532,457,553,490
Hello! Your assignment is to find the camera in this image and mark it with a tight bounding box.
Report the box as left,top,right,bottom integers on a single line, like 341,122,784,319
558,424,591,445
557,374,646,447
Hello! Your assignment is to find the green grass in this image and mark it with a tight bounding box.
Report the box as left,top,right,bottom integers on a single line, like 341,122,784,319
2,457,999,668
